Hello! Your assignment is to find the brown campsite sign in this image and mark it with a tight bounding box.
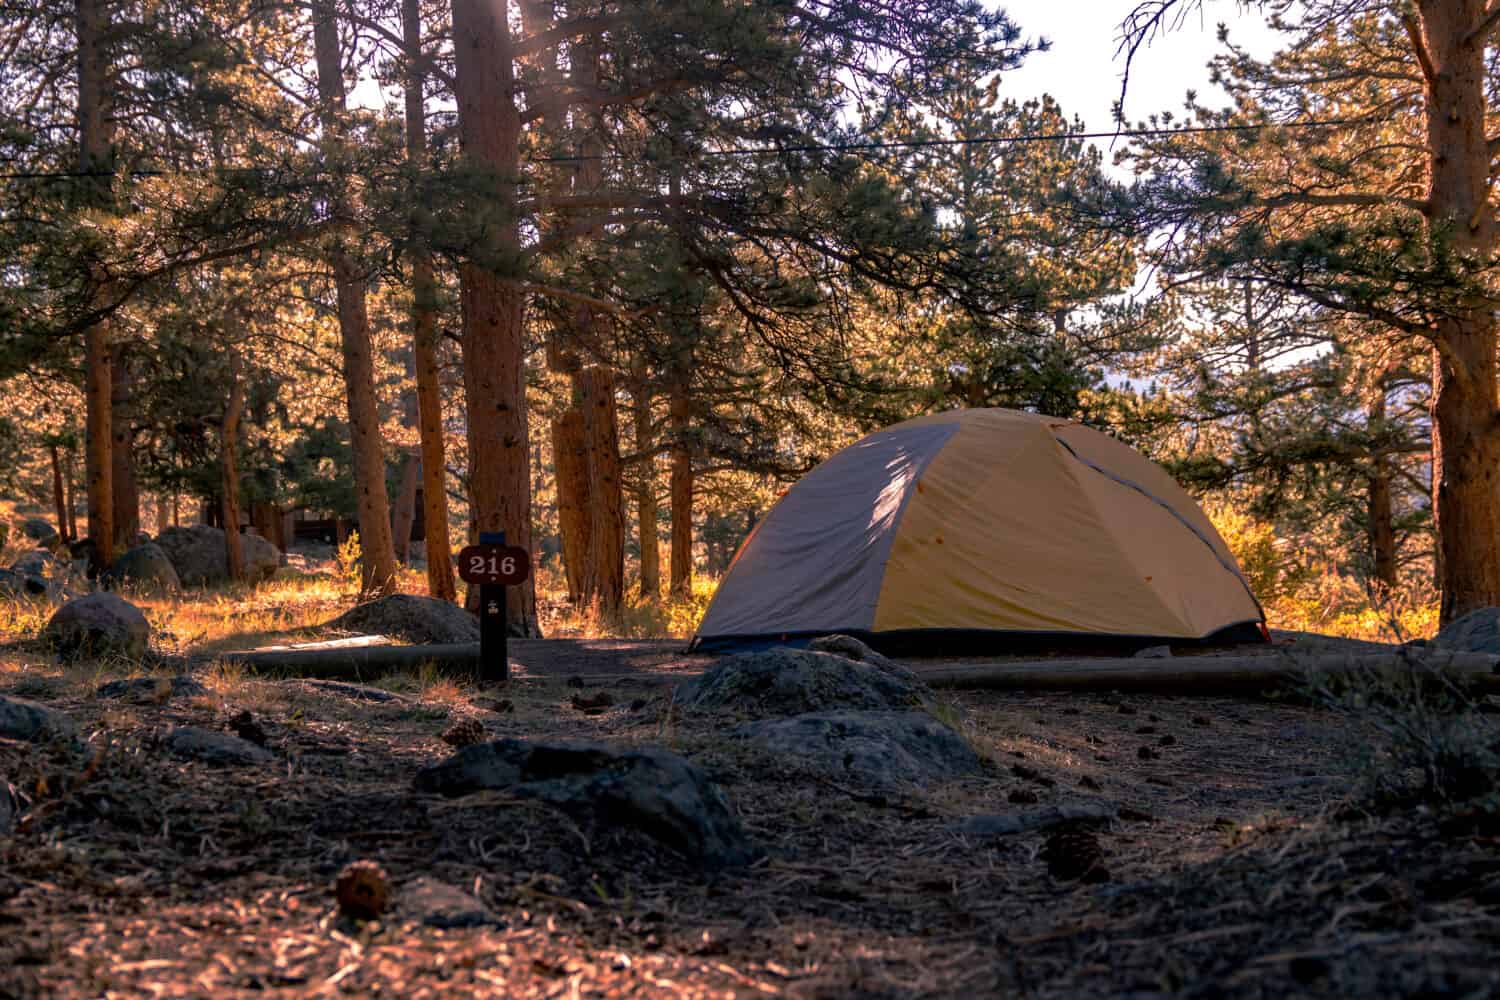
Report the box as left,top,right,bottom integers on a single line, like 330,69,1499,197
457,544,531,586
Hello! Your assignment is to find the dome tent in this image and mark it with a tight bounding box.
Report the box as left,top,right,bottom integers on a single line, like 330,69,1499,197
690,409,1265,653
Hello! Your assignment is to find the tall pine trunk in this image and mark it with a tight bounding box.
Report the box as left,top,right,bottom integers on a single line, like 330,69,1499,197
402,0,456,602
110,342,139,549
77,0,112,570
222,350,245,581
49,445,70,543
552,409,590,603
1417,3,1500,623
579,366,624,616
631,361,660,600
450,0,538,634
669,367,693,597
313,0,399,597
63,447,79,541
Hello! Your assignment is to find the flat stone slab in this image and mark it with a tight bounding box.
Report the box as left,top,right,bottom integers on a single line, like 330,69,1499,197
165,726,273,766
97,676,208,702
0,694,77,743
732,710,984,789
414,739,754,867
956,801,1118,839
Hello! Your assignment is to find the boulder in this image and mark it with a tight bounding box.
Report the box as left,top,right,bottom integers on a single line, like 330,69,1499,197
1434,607,1500,656
96,675,208,702
674,646,928,719
414,739,754,867
0,694,77,743
402,878,498,929
0,568,41,599
9,549,62,597
106,542,182,592
165,726,274,766
20,517,57,543
43,593,150,661
732,710,984,789
156,525,281,585
324,594,479,645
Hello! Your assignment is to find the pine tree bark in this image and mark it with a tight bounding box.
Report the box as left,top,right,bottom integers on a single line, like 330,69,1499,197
631,361,661,600
401,0,456,602
1415,3,1500,623
552,409,590,603
110,342,139,549
669,367,693,597
579,366,624,615
1429,343,1444,590
222,350,246,581
49,445,70,543
77,0,112,570
64,447,79,541
450,0,538,634
313,0,399,597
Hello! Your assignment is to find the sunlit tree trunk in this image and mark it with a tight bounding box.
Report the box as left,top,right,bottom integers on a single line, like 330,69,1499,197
313,0,398,597
78,0,112,570
552,409,590,603
1413,3,1500,623
401,0,456,602
450,0,538,634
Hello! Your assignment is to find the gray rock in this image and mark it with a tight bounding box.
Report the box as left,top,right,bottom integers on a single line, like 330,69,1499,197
414,740,754,867
1133,645,1173,659
1434,607,1500,655
0,694,77,743
402,878,498,929
323,594,480,645
20,517,57,543
0,568,42,598
155,524,281,586
732,710,983,789
96,675,208,702
43,593,150,661
674,646,928,718
9,549,62,597
242,532,281,582
106,542,182,592
165,726,274,766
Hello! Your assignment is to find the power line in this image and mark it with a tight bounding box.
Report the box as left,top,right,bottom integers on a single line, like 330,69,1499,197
532,117,1389,163
0,117,1386,180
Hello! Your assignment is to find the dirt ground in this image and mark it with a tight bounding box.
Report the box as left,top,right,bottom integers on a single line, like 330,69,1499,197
2,638,1497,998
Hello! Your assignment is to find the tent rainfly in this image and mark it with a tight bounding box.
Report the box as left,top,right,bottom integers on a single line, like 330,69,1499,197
690,408,1266,653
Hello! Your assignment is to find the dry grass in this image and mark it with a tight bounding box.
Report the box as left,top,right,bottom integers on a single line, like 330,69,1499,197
1263,573,1442,644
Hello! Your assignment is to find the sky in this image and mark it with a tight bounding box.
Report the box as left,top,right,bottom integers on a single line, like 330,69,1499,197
987,1,1285,170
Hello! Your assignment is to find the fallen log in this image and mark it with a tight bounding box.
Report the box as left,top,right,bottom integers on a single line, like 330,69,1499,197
914,650,1500,694
212,641,480,680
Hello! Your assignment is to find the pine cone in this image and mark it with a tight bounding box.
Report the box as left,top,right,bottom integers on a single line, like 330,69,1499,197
1041,824,1109,883
229,710,269,747
441,717,486,748
335,860,390,920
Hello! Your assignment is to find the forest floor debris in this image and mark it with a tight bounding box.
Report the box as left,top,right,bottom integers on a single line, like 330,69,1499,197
1,634,1497,997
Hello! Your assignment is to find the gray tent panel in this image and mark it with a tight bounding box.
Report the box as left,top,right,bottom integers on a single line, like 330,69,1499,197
696,422,958,639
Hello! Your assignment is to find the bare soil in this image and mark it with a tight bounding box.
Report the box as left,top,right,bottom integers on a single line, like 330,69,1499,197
1,637,1496,998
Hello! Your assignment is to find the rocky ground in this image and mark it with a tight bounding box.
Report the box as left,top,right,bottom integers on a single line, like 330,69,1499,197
2,622,1498,999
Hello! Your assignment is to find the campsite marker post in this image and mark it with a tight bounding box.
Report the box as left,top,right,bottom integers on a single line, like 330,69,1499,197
457,532,531,685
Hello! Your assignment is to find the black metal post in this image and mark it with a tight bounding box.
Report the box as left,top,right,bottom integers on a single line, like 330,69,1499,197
478,531,508,684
